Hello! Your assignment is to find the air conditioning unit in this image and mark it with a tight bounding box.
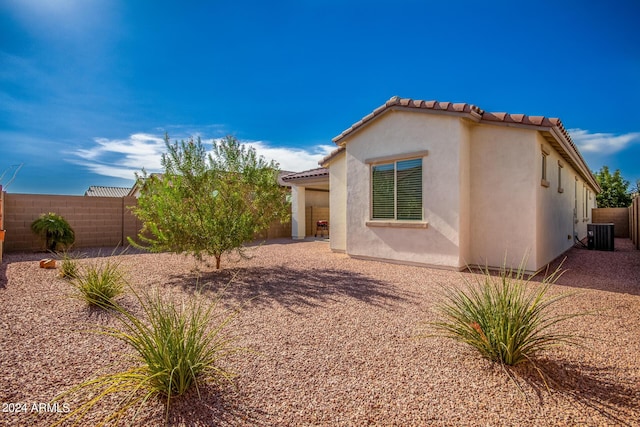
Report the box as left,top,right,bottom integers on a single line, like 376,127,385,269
587,223,614,251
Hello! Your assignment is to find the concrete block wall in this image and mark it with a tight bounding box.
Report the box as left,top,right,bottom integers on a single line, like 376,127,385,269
305,207,330,237
631,198,639,249
255,219,292,240
1,192,289,254
591,207,630,238
2,194,142,252
0,187,4,263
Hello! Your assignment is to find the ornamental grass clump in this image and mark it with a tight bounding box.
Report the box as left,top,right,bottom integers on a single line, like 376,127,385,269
58,251,82,280
71,258,126,309
432,259,582,366
52,287,238,426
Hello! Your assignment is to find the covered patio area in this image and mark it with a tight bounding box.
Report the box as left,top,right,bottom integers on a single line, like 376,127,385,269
281,168,330,239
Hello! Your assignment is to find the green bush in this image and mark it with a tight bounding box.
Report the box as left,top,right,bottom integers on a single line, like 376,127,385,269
30,212,75,252
53,287,238,425
71,259,126,309
431,260,581,366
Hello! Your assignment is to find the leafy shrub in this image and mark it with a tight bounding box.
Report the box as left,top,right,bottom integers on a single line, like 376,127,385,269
30,212,75,252
53,287,238,425
431,260,581,366
71,259,126,309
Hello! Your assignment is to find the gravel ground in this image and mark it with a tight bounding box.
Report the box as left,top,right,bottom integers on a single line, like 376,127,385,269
1,238,639,426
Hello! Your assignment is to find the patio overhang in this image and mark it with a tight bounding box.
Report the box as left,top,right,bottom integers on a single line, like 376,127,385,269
281,168,329,191
282,168,330,239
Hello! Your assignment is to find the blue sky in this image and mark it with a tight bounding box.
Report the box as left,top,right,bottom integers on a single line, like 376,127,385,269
1,0,639,194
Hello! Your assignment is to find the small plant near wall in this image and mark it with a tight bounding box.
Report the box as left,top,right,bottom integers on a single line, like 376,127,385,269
52,286,239,426
70,258,126,309
58,251,82,279
30,212,75,252
430,259,583,367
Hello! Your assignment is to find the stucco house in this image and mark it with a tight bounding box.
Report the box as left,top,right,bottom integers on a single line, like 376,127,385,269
285,96,600,272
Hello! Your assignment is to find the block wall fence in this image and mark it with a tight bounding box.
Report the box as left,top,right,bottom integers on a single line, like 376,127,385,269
631,198,640,250
0,186,4,263
592,207,630,238
1,193,143,253
0,192,293,255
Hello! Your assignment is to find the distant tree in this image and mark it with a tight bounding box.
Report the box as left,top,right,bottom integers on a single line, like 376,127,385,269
129,135,290,269
594,166,632,208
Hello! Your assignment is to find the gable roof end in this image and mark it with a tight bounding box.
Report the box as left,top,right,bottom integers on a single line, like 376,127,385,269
332,96,484,145
327,96,600,192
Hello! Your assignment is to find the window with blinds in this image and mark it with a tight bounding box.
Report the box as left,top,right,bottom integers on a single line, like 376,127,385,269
371,158,423,220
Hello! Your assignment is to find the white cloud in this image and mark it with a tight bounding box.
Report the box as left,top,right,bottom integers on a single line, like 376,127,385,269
244,141,334,172
569,128,640,154
71,133,167,180
69,133,335,180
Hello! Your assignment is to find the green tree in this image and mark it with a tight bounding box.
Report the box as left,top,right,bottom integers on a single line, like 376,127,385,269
130,135,290,269
594,166,632,207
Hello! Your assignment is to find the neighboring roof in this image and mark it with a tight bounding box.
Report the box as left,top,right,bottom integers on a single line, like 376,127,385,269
278,170,296,187
281,168,329,182
84,186,132,197
322,96,600,192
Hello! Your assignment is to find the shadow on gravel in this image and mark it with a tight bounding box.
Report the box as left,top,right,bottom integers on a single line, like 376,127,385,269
160,386,270,426
0,261,6,289
513,358,640,426
164,266,412,311
163,386,271,427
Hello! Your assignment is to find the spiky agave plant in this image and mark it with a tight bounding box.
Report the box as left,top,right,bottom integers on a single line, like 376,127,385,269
51,286,239,426
58,250,85,280
431,259,582,366
70,258,126,309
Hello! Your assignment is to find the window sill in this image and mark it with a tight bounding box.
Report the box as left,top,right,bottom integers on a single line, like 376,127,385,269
366,220,429,229
541,179,550,188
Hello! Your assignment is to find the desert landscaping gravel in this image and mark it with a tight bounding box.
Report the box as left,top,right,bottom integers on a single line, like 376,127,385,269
1,238,639,426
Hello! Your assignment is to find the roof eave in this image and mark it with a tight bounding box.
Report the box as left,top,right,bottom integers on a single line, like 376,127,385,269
319,146,345,168
545,126,601,193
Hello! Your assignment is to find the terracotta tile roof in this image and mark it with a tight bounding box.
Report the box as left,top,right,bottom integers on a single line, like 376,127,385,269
332,96,483,144
277,170,296,186
281,168,329,182
84,186,132,197
323,96,598,191
318,146,346,167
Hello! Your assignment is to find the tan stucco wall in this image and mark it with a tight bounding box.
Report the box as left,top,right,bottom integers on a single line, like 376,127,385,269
329,151,347,252
458,121,472,265
343,110,467,268
305,190,329,207
469,124,538,271
534,133,595,267
328,109,599,271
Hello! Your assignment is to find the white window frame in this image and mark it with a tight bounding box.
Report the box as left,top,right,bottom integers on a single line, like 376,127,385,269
557,161,564,193
365,151,428,229
541,145,550,188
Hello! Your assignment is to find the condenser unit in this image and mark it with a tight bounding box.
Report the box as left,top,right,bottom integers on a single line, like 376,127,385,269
587,223,615,251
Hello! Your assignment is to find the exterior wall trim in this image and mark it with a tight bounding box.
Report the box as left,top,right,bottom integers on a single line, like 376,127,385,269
365,150,429,165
